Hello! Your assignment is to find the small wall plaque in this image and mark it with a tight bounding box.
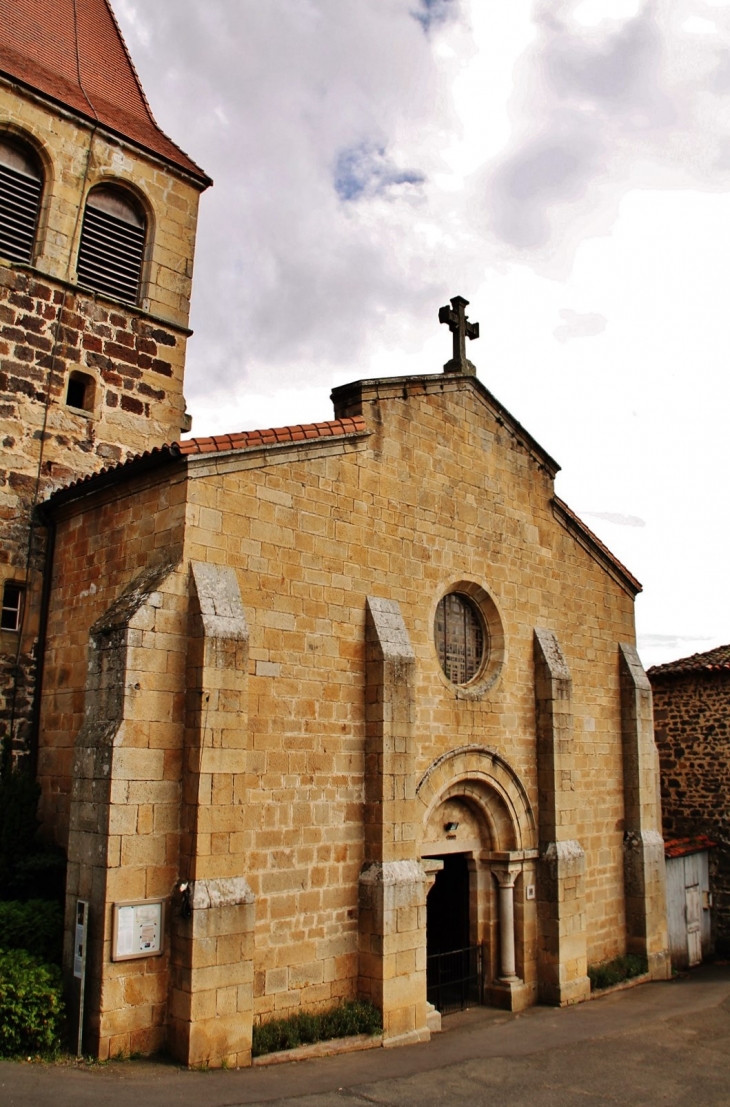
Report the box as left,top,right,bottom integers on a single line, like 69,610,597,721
112,899,165,961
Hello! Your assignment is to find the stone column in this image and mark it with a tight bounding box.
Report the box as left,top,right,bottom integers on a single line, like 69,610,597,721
358,596,429,1047
493,868,519,981
168,562,256,1068
533,628,590,1006
618,643,671,980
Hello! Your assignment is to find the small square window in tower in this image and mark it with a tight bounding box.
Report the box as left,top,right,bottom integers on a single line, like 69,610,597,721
0,136,43,264
1,582,24,632
77,185,146,305
65,371,95,413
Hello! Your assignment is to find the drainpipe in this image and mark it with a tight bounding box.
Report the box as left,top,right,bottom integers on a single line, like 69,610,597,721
28,505,56,780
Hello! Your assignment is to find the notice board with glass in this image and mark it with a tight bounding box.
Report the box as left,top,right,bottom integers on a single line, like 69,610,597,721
112,899,165,961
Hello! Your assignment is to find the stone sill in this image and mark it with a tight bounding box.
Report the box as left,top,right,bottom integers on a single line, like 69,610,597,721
252,1032,383,1067
590,972,651,999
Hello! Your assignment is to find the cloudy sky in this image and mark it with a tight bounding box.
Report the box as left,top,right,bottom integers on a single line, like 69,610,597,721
113,0,729,669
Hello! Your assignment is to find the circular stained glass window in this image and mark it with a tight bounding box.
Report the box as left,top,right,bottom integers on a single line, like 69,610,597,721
435,592,487,685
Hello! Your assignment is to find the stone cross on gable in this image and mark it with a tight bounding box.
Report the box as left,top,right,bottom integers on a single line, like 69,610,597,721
439,294,479,376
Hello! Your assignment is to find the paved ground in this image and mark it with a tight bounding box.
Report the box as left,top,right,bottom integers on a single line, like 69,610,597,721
2,965,729,1107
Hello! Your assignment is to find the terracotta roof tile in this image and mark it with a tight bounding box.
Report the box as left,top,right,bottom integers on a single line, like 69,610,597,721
664,835,717,859
648,643,730,678
178,416,368,456
0,0,210,185
47,415,369,505
43,443,173,506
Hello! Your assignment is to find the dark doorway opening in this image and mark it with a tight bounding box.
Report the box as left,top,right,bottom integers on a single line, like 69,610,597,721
426,853,482,1014
427,853,469,955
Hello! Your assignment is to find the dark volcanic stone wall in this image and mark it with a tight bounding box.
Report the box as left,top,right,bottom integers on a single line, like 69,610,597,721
652,671,730,950
0,263,189,763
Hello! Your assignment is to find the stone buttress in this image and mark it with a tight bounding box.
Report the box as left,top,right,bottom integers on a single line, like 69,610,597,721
533,627,591,1005
169,562,255,1068
359,596,430,1046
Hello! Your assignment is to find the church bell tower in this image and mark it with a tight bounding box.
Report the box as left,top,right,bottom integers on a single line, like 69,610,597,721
0,0,210,762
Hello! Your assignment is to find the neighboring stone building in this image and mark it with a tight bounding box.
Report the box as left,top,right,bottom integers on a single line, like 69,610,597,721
0,0,210,763
649,645,730,954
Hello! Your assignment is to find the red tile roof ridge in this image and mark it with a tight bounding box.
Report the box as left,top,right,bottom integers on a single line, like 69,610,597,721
45,442,174,502
100,0,206,181
44,416,368,504
552,496,642,596
102,0,157,130
648,643,730,678
178,416,368,456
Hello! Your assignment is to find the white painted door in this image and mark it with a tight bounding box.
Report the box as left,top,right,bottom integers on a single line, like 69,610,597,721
685,884,702,967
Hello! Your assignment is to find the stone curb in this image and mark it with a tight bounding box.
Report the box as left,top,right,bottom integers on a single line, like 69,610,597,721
590,972,651,999
252,1033,383,1067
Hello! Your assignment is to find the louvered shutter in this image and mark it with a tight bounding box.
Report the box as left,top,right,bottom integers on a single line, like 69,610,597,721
77,189,146,305
435,593,486,685
0,143,42,264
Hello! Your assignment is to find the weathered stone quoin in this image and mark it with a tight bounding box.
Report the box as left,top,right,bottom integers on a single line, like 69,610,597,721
1,0,671,1069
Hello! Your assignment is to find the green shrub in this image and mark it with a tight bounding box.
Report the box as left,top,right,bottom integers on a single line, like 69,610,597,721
588,953,648,992
0,900,64,965
0,948,65,1056
252,1000,382,1057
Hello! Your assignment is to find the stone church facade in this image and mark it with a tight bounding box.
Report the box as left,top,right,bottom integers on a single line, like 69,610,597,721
2,0,670,1071
38,364,671,1064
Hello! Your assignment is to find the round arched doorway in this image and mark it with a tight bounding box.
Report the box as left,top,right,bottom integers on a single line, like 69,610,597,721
417,746,538,1013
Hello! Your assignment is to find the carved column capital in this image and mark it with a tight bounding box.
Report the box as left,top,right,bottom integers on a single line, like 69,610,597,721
491,865,521,889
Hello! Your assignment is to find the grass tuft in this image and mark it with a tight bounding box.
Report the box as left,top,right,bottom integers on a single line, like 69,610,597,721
252,1000,382,1058
588,953,648,992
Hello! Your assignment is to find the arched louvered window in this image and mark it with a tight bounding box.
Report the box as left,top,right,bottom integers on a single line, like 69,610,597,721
77,185,146,305
0,136,43,264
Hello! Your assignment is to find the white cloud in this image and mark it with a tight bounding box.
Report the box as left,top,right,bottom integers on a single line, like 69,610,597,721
583,511,645,527
110,0,730,668
474,0,730,279
553,308,607,342
572,0,644,27
637,632,729,671
682,15,719,33
116,0,479,398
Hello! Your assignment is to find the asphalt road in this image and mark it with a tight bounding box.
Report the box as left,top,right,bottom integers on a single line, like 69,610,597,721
2,964,729,1107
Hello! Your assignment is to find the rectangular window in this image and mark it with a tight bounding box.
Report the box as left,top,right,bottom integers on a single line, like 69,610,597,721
1,581,24,632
